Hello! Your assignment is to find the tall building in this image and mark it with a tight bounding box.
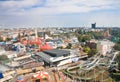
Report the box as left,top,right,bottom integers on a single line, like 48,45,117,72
103,28,111,39
91,23,96,29
97,40,115,56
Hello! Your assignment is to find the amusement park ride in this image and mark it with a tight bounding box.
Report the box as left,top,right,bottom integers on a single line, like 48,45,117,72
32,71,50,82
16,29,52,82
20,29,53,52
17,71,50,82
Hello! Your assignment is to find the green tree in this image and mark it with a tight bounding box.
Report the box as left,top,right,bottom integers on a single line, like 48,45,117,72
66,43,72,49
111,29,120,38
57,46,63,49
93,32,104,40
0,55,8,61
114,39,120,50
82,35,91,42
78,30,85,34
88,49,97,57
6,37,12,41
78,35,91,42
114,44,120,51
83,46,90,53
116,52,120,70
0,37,3,42
64,33,70,38
78,35,82,42
110,52,120,82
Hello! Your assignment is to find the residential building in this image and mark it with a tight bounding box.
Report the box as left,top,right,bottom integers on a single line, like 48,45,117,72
97,40,115,56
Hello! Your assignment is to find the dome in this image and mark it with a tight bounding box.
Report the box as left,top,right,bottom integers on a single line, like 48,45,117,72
40,43,53,51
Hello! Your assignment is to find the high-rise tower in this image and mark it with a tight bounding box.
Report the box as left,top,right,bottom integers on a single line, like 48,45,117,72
91,23,96,29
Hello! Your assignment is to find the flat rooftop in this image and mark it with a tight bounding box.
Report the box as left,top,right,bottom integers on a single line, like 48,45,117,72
43,49,70,57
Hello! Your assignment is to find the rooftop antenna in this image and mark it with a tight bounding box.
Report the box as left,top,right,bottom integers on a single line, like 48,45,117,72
35,28,38,39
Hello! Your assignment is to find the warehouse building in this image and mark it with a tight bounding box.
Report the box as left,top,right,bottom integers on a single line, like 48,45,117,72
35,49,77,66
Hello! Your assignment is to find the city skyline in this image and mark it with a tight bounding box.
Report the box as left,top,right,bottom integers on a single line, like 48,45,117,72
0,0,120,28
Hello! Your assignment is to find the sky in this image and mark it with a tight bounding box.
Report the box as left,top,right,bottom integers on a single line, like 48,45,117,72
0,0,120,28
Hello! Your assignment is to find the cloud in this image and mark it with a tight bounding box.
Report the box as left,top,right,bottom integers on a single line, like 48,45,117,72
0,0,39,9
0,0,120,15
0,0,43,15
0,0,120,27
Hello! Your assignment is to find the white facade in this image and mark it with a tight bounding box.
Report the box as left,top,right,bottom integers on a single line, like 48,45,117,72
0,49,5,55
7,52,17,59
14,43,26,52
97,40,115,56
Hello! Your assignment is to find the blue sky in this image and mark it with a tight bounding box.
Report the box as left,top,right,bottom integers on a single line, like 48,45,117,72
0,0,120,28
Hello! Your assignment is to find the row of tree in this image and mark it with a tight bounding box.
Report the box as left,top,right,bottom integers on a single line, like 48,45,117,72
0,55,9,64
0,37,12,42
77,30,105,42
83,46,97,57
113,39,120,51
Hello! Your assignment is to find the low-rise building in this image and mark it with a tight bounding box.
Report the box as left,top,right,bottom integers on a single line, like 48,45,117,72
35,49,78,66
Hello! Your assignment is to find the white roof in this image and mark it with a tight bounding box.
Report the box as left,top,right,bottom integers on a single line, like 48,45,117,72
0,75,13,82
